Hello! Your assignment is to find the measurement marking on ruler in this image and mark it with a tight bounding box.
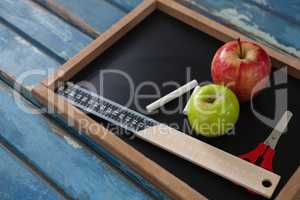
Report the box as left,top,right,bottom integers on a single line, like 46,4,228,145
57,82,159,134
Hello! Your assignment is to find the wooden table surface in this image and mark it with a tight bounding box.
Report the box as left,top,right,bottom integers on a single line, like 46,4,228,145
0,0,299,199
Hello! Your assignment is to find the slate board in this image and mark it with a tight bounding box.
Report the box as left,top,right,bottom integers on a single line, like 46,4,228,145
71,10,300,200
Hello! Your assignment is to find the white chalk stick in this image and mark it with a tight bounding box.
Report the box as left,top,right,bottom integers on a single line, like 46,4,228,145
183,86,200,115
146,80,198,113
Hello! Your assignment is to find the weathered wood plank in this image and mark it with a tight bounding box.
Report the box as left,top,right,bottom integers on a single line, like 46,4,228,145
0,0,141,89
0,22,60,87
0,80,155,200
108,0,142,12
32,0,100,38
0,144,63,200
180,0,300,59
0,0,92,61
49,0,127,33
246,0,300,24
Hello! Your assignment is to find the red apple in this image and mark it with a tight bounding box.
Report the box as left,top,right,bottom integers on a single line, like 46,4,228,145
211,39,271,102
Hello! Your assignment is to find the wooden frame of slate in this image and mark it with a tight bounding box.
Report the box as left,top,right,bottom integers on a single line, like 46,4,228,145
276,166,300,200
32,0,300,199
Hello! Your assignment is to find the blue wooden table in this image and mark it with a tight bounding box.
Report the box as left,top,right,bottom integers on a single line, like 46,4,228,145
0,0,299,199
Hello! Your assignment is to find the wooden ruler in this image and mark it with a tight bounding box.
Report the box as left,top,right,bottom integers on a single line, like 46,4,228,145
138,125,280,198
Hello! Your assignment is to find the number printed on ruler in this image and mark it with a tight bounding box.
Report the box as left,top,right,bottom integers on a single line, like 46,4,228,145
57,82,159,133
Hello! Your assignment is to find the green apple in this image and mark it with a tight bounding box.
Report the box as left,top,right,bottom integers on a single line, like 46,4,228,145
187,84,239,137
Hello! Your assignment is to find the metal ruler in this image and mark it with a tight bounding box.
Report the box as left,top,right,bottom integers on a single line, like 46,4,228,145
57,82,159,134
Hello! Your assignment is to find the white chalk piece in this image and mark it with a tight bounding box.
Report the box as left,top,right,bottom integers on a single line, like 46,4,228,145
183,86,200,115
146,80,198,113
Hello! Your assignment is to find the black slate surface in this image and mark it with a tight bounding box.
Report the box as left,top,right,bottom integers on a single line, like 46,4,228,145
71,10,300,200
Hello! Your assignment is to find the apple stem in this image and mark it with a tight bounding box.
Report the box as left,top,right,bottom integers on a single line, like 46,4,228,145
237,38,244,59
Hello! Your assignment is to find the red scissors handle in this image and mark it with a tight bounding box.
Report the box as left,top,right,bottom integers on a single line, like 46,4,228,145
239,143,275,172
261,147,275,172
